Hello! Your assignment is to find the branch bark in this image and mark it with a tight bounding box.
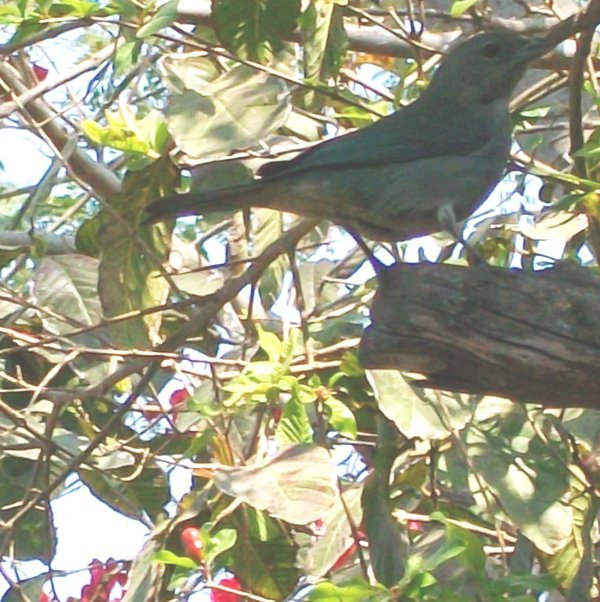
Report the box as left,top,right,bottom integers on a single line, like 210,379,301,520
0,230,76,254
0,42,118,120
176,0,599,67
359,262,600,410
0,61,121,200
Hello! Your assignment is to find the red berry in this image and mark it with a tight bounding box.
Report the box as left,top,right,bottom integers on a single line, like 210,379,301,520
210,576,243,602
272,406,283,423
170,388,190,417
407,519,425,533
169,388,189,407
180,527,203,563
32,64,48,81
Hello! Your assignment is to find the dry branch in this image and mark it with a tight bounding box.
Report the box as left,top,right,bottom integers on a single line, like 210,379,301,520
359,262,600,410
0,230,76,254
0,61,121,200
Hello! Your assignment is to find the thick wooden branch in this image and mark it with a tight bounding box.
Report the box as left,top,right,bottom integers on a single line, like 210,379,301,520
359,263,600,410
177,0,599,68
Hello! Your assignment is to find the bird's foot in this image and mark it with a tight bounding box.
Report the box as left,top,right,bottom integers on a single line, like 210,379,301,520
436,204,487,265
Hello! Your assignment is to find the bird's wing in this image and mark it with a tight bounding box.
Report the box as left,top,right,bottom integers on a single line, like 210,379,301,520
259,101,488,179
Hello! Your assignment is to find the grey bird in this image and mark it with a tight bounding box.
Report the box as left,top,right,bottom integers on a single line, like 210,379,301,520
146,29,555,242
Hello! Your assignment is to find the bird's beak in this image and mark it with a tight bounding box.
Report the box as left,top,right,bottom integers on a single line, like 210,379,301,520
518,35,556,63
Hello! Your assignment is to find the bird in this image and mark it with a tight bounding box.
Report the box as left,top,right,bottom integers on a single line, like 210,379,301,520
146,29,556,243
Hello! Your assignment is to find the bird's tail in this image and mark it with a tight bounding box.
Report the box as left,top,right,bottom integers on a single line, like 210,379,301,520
145,181,268,223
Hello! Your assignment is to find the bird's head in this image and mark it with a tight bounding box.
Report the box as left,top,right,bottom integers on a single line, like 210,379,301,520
426,29,555,105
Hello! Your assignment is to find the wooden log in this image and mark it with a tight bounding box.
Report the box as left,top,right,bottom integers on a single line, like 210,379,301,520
359,262,600,410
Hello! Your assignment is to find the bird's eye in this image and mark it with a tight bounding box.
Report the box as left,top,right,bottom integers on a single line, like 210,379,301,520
481,42,501,58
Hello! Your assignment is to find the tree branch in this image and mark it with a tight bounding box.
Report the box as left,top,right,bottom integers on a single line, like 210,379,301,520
0,230,76,254
359,262,600,410
0,61,121,200
176,0,598,68
0,42,119,120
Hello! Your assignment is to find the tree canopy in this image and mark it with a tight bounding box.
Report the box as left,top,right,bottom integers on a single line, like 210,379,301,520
0,0,598,601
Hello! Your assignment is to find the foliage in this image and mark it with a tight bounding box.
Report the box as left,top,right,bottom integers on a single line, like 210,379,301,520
0,0,598,601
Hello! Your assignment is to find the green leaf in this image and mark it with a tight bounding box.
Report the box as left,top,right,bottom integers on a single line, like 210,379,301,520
113,41,141,76
0,4,24,25
574,140,600,158
223,518,299,599
80,458,169,521
339,351,365,377
307,579,388,601
81,108,168,158
245,507,281,542
562,409,600,448
212,444,337,524
153,549,198,569
254,208,288,308
486,572,556,597
537,469,595,592
75,213,101,256
32,255,102,335
299,0,348,93
88,124,152,155
297,485,364,578
9,17,43,44
362,466,406,586
275,392,313,444
213,0,301,63
0,454,56,562
164,65,290,158
431,512,485,575
258,327,282,362
466,399,576,556
367,370,473,440
95,157,178,349
410,540,466,573
137,0,178,38
200,525,238,567
159,53,221,93
47,0,101,17
324,397,357,438
450,0,481,16
279,328,302,369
